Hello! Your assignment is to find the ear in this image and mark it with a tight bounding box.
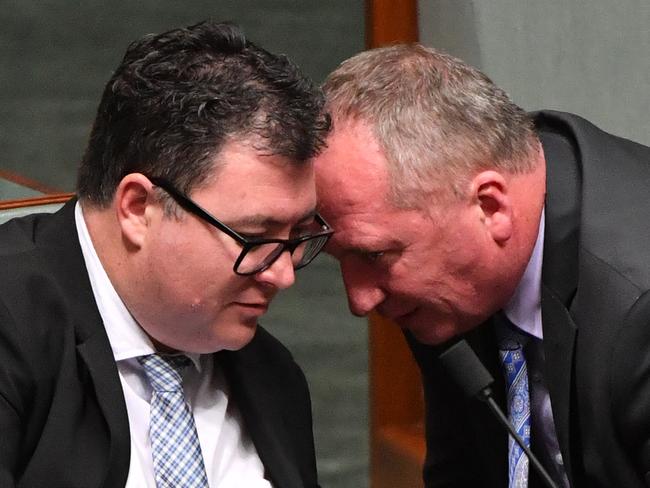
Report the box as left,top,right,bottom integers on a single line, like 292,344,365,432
470,170,512,244
114,173,157,249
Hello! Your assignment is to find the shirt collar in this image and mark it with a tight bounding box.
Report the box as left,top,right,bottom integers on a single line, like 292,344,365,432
503,208,545,340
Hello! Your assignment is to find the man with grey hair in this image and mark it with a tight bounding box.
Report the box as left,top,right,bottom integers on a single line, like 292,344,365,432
315,44,650,487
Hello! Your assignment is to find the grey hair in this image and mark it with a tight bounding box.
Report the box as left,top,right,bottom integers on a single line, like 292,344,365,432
322,43,540,207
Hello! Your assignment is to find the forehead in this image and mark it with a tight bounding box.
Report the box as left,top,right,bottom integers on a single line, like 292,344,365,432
315,120,391,213
199,139,316,218
314,120,426,245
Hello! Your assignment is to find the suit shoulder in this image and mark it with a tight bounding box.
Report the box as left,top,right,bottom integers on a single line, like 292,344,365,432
536,110,650,291
0,213,44,257
533,109,650,156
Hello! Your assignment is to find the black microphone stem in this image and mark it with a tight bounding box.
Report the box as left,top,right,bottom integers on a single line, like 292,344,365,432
438,340,559,488
480,390,558,488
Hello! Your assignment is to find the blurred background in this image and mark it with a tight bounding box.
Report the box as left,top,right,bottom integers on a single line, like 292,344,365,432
1,2,648,487
0,0,366,190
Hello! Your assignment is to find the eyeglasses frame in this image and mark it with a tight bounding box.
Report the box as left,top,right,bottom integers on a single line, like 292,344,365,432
148,176,334,276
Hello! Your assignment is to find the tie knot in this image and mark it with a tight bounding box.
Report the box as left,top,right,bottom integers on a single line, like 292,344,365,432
138,354,192,392
499,339,524,352
499,344,527,387
494,311,529,353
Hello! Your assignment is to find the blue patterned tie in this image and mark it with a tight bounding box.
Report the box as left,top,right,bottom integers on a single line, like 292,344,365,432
138,354,209,488
499,341,531,488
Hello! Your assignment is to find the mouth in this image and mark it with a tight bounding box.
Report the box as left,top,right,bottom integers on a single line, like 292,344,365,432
233,302,269,313
390,307,419,326
378,303,417,321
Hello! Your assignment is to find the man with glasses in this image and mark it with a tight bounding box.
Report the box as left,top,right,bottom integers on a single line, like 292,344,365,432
0,21,331,487
314,44,650,487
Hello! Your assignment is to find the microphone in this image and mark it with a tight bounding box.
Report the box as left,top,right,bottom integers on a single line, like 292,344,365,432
438,340,559,488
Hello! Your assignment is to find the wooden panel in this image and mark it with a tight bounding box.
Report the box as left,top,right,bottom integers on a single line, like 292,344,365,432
364,2,424,487
0,171,72,210
0,169,65,195
365,0,418,48
369,312,424,430
0,193,73,210
369,313,425,488
374,425,426,488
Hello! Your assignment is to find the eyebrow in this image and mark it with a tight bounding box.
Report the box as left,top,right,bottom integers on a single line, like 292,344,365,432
337,235,400,252
226,209,317,228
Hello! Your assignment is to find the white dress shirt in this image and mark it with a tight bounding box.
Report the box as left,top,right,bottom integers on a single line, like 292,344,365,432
503,209,569,487
75,202,272,487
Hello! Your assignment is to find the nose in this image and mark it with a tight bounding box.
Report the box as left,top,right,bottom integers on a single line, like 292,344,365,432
254,251,296,290
340,260,385,317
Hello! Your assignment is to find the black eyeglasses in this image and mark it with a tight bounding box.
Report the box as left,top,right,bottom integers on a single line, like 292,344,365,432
149,177,334,276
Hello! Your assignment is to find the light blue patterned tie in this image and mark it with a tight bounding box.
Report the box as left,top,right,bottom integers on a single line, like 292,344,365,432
138,354,209,488
499,341,531,488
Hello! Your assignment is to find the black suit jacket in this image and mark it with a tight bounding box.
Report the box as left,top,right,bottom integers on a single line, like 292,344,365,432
409,111,650,487
0,200,320,488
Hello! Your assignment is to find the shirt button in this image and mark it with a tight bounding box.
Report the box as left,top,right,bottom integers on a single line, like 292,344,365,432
555,452,564,465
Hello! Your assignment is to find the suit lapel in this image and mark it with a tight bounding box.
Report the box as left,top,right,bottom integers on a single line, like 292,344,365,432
540,285,577,487
40,199,131,487
218,349,304,488
76,334,131,487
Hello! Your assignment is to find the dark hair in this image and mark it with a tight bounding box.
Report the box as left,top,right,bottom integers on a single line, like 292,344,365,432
77,20,330,205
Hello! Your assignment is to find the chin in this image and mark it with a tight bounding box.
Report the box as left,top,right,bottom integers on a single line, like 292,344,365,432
178,322,258,354
408,322,457,345
215,322,259,352
399,309,472,346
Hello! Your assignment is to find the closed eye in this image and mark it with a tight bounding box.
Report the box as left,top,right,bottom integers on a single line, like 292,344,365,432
291,226,314,239
239,223,321,241
349,249,387,263
237,232,267,241
365,251,385,262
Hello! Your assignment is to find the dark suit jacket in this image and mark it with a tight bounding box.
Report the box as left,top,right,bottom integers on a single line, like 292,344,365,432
0,200,320,488
409,111,650,487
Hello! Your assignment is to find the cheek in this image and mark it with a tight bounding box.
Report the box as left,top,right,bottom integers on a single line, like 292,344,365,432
147,241,239,304
384,270,427,299
154,267,243,321
385,253,455,305
386,251,433,287
339,256,372,285
182,260,244,305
